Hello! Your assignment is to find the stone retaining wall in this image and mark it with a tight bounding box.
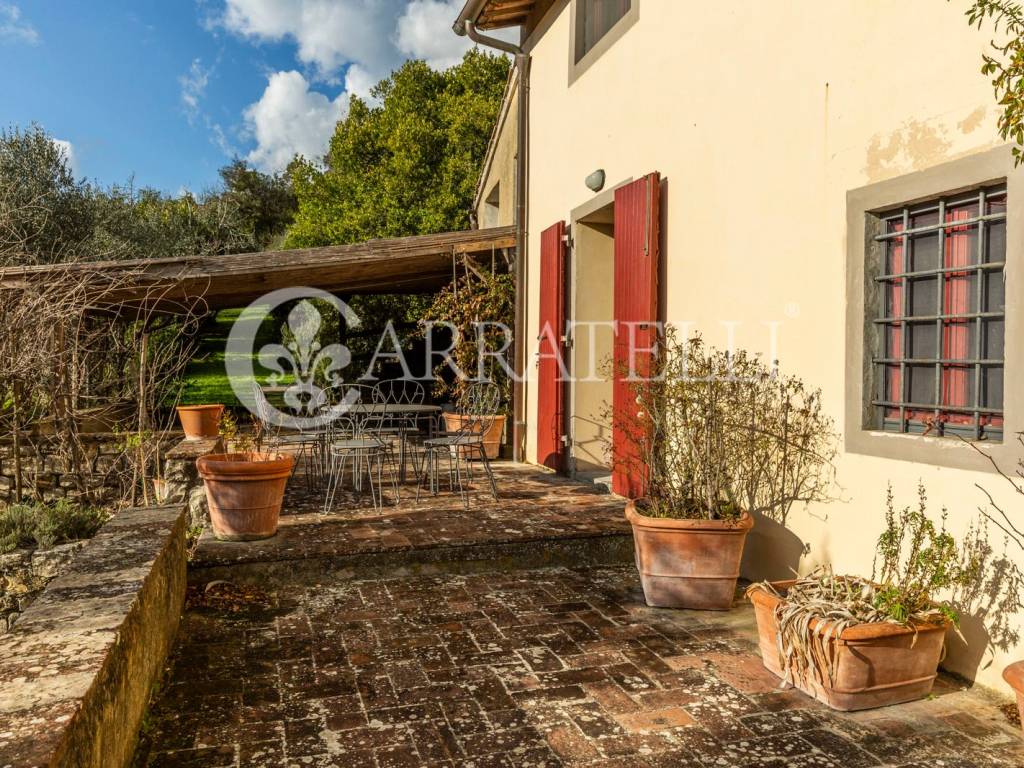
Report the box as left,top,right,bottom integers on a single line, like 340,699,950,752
0,541,86,633
0,432,181,505
161,436,223,529
0,503,188,768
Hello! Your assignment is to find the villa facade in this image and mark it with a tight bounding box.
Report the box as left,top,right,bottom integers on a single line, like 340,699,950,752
458,0,1023,689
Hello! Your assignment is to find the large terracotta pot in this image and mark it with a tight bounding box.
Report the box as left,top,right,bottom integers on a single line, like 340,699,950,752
176,404,224,440
625,500,754,610
442,413,506,459
196,452,295,541
748,581,949,711
1003,662,1024,733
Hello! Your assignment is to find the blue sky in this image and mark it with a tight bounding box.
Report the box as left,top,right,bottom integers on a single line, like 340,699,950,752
0,0,492,194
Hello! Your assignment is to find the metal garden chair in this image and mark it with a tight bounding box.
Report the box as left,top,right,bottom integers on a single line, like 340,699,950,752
322,384,399,512
252,382,324,489
371,379,427,481
416,381,501,508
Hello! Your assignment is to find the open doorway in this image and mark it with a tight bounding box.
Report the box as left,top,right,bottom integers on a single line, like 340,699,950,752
569,200,615,480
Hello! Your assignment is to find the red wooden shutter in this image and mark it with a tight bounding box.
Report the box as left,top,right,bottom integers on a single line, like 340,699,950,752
612,173,660,498
536,221,567,471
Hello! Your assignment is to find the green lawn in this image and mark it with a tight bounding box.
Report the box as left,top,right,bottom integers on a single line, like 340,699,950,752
178,307,288,406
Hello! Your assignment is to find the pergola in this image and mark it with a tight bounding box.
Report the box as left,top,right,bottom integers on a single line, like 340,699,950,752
0,225,517,312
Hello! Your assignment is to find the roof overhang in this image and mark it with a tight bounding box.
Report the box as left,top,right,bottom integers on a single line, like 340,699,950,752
0,226,517,314
454,0,537,33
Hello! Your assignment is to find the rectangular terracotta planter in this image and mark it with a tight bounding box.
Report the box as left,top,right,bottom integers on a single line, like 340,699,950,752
748,581,948,711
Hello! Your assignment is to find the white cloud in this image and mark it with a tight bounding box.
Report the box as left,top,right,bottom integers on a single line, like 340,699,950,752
395,0,471,70
180,58,213,122
220,0,520,173
0,3,38,44
221,0,404,83
243,70,348,172
52,139,76,175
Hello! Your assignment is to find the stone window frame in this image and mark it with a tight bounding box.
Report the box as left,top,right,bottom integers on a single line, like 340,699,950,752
845,144,1023,472
568,0,639,86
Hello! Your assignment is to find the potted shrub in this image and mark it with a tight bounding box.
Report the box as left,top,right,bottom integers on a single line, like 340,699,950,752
617,331,837,610
196,411,294,541
747,484,979,711
176,404,224,439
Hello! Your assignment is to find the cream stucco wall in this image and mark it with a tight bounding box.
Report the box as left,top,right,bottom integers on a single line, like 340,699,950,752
520,0,1021,690
475,75,519,229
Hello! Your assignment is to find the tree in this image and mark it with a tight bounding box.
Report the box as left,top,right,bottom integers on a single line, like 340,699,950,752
218,159,297,249
0,124,94,264
967,0,1024,164
283,49,511,377
286,49,510,247
0,123,297,266
89,183,261,260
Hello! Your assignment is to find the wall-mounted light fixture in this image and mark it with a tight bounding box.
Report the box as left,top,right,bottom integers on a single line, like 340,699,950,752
585,169,605,192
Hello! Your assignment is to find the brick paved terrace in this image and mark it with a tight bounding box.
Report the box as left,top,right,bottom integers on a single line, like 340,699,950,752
189,462,633,583
133,566,1022,768
131,463,1023,767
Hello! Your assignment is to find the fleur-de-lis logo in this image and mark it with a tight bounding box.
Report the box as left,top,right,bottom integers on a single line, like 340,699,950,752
258,300,351,415
227,288,361,431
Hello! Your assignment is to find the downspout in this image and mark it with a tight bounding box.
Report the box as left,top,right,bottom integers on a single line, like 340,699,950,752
458,20,530,464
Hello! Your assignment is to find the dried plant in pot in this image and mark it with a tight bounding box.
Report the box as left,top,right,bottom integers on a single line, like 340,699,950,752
616,330,838,610
196,412,294,541
747,484,979,711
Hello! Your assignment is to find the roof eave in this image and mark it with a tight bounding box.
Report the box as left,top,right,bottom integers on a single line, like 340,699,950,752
453,0,489,34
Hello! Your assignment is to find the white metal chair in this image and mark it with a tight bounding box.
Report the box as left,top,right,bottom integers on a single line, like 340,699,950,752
322,384,400,512
416,381,501,507
371,379,427,481
252,382,324,490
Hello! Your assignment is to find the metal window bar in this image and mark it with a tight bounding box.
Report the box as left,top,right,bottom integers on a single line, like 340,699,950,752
874,210,1005,240
934,199,945,431
874,260,1005,282
873,311,1002,324
974,189,986,438
870,186,1006,439
870,399,1002,415
874,357,1003,365
900,208,909,432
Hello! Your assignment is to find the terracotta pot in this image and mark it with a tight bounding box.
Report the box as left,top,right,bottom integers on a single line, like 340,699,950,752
748,581,949,711
176,404,224,440
442,413,506,460
625,500,754,610
1003,662,1024,733
197,452,295,541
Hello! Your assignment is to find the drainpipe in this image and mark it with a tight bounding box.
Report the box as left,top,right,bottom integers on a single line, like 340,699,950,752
457,19,530,464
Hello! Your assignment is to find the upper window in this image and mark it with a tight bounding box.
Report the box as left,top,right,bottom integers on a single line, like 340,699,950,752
871,186,1006,440
575,0,632,63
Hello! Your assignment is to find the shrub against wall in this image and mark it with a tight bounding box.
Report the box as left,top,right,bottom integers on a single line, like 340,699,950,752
0,499,108,555
616,330,839,522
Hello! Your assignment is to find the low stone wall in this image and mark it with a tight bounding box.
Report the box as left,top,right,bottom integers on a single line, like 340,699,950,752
162,436,223,529
0,432,181,504
0,503,188,768
0,541,86,633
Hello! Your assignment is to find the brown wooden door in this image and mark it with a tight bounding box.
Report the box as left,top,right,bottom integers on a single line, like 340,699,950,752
612,173,660,497
536,221,567,471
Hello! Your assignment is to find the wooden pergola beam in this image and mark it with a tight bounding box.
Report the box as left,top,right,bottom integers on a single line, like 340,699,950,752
0,226,517,312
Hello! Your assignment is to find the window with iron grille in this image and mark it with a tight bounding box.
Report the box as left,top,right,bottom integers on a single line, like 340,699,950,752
871,186,1006,440
575,0,632,62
